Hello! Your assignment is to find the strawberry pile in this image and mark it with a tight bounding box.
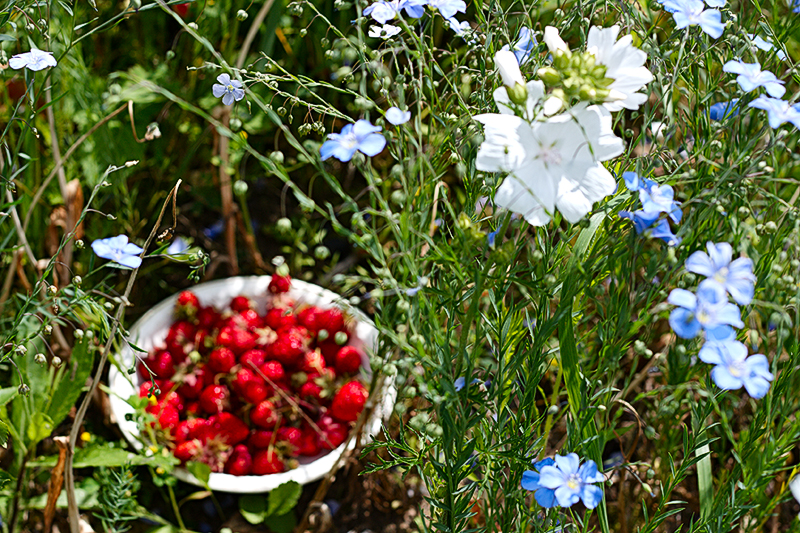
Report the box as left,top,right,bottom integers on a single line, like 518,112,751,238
137,274,369,476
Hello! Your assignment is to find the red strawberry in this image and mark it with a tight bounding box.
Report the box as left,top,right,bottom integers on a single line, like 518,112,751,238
334,346,362,375
297,426,322,456
252,449,285,474
139,381,158,398
196,306,221,330
230,295,253,313
258,360,286,384
316,340,341,364
268,274,291,294
174,440,200,462
175,418,209,443
276,426,303,455
205,412,250,445
175,291,200,320
150,350,176,380
232,309,261,330
231,368,260,394
251,400,278,428
330,380,368,422
301,350,326,374
317,308,346,334
148,403,179,433
178,365,210,399
193,329,212,355
242,380,270,404
162,390,185,412
269,327,309,366
226,444,253,476
217,326,257,355
185,401,201,417
317,415,348,450
199,384,230,414
264,307,296,330
208,347,236,374
297,307,322,332
172,2,189,18
299,380,324,402
165,321,196,357
248,430,275,449
239,349,267,370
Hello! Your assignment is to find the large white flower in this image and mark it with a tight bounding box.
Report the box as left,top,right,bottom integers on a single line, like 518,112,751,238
474,104,623,225
544,25,653,112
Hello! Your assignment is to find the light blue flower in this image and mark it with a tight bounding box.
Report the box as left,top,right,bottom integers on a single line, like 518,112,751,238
793,0,800,13
748,96,800,129
661,0,724,38
668,280,744,339
698,340,773,398
446,17,472,39
722,60,785,98
454,377,466,391
320,120,386,162
212,74,245,106
167,237,190,255
9,48,57,71
368,24,401,38
704,0,725,5
501,27,536,64
709,100,739,121
363,0,425,24
685,242,756,305
537,453,605,509
386,106,411,125
426,0,466,19
622,171,655,192
92,235,144,269
521,458,557,508
619,211,681,246
745,34,788,61
639,181,682,223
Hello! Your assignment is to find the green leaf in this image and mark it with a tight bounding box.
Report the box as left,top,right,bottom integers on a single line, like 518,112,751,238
27,412,54,445
46,338,95,429
266,480,301,517
266,511,296,533
186,461,211,486
0,420,9,446
239,494,268,524
696,444,713,518
25,477,100,509
30,443,178,469
0,469,12,490
0,34,15,42
0,387,17,407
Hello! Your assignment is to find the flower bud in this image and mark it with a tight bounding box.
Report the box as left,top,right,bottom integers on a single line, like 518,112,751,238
544,26,569,53
494,50,524,89
52,356,63,367
18,383,30,396
34,353,46,365
334,331,348,345
236,9,248,20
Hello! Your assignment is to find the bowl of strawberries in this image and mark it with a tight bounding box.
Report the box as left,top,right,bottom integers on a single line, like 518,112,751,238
108,274,392,493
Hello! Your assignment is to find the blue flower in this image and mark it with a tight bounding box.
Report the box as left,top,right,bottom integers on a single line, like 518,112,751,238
521,458,557,508
722,60,785,98
368,24,401,38
9,48,58,71
745,34,787,60
501,27,536,64
619,211,681,246
639,181,682,223
661,0,724,38
793,0,800,13
92,235,144,269
668,280,744,339
446,18,472,39
385,106,411,125
748,96,800,129
537,454,605,509
363,0,425,24
709,100,739,121
426,0,465,19
622,171,655,192
685,242,756,305
454,377,466,391
212,74,245,106
320,120,386,162
698,340,773,398
167,237,190,255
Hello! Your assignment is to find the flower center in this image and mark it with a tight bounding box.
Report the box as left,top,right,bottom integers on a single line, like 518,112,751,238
538,145,562,167
340,133,359,150
566,474,581,490
227,84,235,92
727,359,746,378
714,266,729,283
696,309,711,325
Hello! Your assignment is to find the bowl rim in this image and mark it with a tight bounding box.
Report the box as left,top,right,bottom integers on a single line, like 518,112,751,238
107,275,394,493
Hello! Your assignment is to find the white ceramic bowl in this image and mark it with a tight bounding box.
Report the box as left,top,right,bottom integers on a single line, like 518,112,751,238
108,276,393,493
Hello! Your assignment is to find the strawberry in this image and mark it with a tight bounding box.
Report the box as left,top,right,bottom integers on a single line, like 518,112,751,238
232,309,261,330
193,329,212,355
184,401,201,417
297,426,322,456
248,430,275,449
276,426,303,455
258,360,286,384
230,295,253,313
196,306,221,330
172,2,189,18
297,307,322,332
239,349,267,370
269,327,309,367
208,347,236,374
317,308,346,334
199,384,230,414
231,368,260,394
226,444,253,476
165,320,196,357
299,380,324,402
300,350,326,374
242,380,270,404
148,403,179,433
264,307,296,330
251,400,279,428
334,346,362,375
217,326,257,355
175,418,209,443
330,380,368,422
268,274,291,294
150,350,176,380
162,390,185,412
175,291,200,320
178,365,210,399
316,340,341,365
317,415,348,450
252,449,285,474
174,440,200,462
205,412,250,445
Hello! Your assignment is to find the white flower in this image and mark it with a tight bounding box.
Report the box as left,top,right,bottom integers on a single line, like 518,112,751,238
494,50,524,89
474,103,623,225
543,26,568,52
8,48,57,71
586,25,653,111
368,24,401,39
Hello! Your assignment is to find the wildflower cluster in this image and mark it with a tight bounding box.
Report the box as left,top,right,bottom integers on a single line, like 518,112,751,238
668,243,773,398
